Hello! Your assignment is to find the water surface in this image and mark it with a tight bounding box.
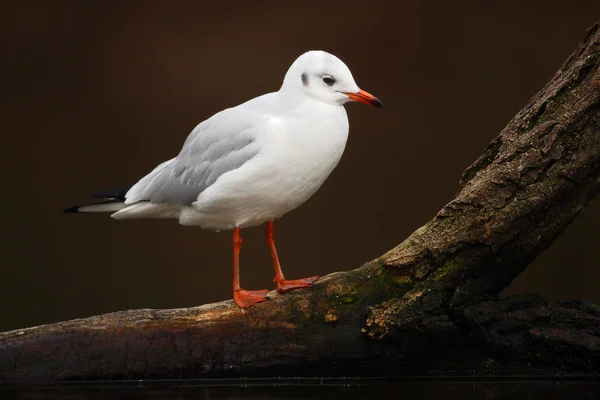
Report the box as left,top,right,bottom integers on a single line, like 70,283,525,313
2,378,598,399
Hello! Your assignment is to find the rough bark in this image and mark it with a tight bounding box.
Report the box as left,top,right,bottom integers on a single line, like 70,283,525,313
2,23,600,381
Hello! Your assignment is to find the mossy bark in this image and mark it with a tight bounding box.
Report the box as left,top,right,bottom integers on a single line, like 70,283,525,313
1,23,600,381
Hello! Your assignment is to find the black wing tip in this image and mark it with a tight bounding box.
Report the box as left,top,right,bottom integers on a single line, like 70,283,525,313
63,205,80,214
65,184,133,213
92,184,134,201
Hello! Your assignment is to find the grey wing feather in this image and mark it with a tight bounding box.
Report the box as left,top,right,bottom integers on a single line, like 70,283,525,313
125,109,261,205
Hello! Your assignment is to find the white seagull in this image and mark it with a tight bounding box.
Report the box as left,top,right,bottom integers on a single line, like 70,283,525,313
65,50,383,308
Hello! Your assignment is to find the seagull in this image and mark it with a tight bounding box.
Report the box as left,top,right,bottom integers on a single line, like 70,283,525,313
65,50,383,309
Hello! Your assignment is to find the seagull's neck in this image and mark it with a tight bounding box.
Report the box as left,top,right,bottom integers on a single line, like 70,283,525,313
276,87,341,112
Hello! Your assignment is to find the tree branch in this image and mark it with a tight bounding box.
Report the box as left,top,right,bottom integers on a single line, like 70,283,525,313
2,22,600,381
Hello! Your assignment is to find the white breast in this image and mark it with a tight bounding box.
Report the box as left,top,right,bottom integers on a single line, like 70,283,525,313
184,98,349,229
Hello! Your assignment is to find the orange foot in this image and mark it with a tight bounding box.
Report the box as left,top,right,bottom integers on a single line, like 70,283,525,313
276,275,320,293
233,289,270,309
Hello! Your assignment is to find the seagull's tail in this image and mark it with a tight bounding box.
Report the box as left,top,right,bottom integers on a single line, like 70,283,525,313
63,184,133,214
63,199,127,214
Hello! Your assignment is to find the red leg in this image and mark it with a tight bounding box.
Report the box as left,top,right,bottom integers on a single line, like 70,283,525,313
232,227,269,308
266,220,319,293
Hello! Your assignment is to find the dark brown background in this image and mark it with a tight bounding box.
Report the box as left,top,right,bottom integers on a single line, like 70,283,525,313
1,1,599,332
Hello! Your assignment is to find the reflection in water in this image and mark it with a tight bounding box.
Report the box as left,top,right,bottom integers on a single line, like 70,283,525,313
1,379,598,399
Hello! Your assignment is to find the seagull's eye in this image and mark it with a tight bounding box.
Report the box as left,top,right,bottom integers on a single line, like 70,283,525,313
322,76,335,86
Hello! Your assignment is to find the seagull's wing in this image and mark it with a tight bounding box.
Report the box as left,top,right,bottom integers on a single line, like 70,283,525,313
125,107,263,206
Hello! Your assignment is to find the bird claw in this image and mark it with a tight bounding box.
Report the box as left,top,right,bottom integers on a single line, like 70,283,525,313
276,275,320,293
233,289,270,309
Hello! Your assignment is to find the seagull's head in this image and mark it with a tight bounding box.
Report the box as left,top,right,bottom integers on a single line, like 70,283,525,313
281,50,384,108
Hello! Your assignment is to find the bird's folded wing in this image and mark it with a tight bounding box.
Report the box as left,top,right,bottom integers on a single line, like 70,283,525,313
125,108,262,206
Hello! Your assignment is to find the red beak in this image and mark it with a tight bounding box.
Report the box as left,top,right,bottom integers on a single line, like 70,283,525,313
343,89,384,108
